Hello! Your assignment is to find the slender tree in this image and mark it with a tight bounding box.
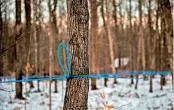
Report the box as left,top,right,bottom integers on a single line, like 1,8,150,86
112,0,118,84
33,0,41,92
159,0,173,90
15,0,25,99
101,0,116,86
0,0,3,78
101,0,108,87
48,0,59,93
155,0,160,74
148,0,153,93
135,0,146,90
128,0,134,85
89,0,98,90
24,0,34,89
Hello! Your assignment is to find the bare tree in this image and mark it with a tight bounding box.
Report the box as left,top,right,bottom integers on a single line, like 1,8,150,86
101,0,108,87
63,0,89,109
159,0,173,90
33,0,41,92
101,0,117,86
135,0,146,90
0,0,3,79
112,0,118,84
15,0,25,100
89,0,98,90
24,0,34,89
48,0,59,93
128,0,134,85
148,0,153,93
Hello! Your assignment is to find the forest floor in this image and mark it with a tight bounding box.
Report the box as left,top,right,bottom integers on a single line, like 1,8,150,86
0,75,173,110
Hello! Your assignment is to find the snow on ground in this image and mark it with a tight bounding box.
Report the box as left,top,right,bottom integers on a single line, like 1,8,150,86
0,75,173,110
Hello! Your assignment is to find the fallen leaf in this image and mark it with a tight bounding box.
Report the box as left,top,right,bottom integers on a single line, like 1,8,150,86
100,92,105,99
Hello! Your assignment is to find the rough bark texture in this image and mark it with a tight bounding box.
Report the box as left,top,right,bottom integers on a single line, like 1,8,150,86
63,0,89,109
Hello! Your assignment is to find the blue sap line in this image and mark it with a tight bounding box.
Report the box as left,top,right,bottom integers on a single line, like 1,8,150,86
0,71,170,79
0,75,152,84
0,71,171,84
0,42,171,84
0,76,67,84
56,42,171,78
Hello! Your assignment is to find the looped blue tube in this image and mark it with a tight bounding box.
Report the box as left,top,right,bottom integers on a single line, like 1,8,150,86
57,42,71,78
0,42,171,84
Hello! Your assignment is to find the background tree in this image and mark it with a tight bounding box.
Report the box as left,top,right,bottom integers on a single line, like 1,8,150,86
24,0,34,89
135,0,146,90
148,0,153,93
128,0,134,85
89,0,98,90
0,0,3,79
15,0,24,99
159,0,173,90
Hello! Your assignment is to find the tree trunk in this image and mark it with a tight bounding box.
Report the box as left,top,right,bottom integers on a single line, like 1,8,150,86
33,0,40,92
112,0,118,84
148,0,153,93
159,0,172,89
15,0,24,99
63,0,89,109
0,0,3,79
101,0,108,87
101,0,117,85
149,75,153,92
49,0,59,93
36,24,41,92
24,0,34,89
128,0,134,85
15,70,25,100
89,0,98,90
135,0,142,90
54,80,58,93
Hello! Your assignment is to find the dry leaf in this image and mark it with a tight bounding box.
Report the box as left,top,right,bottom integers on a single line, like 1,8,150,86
106,105,113,110
100,92,105,99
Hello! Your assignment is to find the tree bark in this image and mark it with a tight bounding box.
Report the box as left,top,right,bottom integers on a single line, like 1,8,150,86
101,0,109,86
135,0,144,90
159,0,173,89
89,0,98,90
101,0,117,85
148,0,154,93
15,0,24,99
128,0,134,85
48,0,59,93
24,0,34,89
0,0,3,79
112,0,118,84
63,0,89,109
15,70,25,99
